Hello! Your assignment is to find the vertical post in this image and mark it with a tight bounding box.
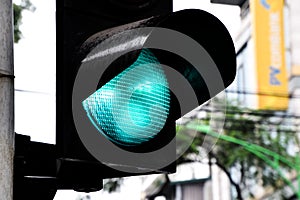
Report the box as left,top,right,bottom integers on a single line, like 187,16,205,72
0,0,14,199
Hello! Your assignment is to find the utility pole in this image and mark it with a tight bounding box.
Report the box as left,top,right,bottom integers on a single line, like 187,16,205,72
0,0,14,199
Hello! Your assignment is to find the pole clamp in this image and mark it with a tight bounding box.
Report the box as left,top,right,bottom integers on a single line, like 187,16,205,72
0,70,15,79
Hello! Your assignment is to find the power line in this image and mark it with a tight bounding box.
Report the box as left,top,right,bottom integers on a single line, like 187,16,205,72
225,89,300,99
15,89,51,95
198,107,300,119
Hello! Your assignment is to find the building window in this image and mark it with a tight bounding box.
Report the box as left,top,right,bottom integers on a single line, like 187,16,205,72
237,64,245,104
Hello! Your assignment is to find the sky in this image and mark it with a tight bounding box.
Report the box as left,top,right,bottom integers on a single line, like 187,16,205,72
13,0,240,199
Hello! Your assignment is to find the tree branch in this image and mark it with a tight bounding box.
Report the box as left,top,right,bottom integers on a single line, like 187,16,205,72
210,152,243,200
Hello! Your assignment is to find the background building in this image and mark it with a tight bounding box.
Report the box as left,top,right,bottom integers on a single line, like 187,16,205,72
142,162,231,200
215,0,300,199
224,0,300,114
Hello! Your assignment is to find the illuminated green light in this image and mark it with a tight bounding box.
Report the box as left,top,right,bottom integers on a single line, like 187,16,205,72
82,49,170,146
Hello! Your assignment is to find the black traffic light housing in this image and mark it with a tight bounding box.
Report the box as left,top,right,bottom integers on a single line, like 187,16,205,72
56,0,236,191
56,0,176,189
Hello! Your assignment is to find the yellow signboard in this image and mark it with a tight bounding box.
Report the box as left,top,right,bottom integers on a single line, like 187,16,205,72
292,65,300,76
250,0,288,110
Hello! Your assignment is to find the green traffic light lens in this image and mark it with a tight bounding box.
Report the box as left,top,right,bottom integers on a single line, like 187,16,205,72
82,49,170,146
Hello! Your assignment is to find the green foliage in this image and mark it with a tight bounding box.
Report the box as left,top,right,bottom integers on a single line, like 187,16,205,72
13,0,35,43
180,101,297,199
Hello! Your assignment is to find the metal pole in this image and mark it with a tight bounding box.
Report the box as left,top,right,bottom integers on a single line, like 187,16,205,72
0,0,15,199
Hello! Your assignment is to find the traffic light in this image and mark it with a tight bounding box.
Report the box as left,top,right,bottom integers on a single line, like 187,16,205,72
56,0,236,191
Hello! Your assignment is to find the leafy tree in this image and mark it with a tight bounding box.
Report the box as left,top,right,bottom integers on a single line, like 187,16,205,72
180,101,298,200
13,0,35,43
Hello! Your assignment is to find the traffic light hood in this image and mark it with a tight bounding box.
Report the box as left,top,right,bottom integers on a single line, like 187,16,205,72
78,9,236,116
